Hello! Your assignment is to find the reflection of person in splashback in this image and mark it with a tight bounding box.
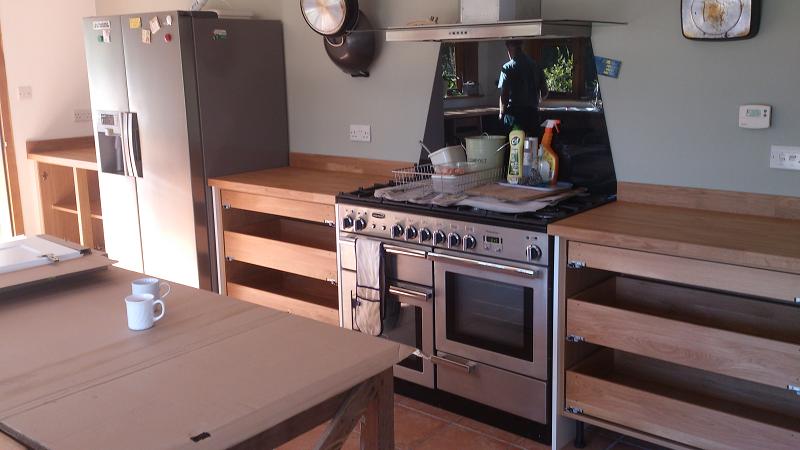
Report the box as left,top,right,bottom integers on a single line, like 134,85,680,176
498,40,548,133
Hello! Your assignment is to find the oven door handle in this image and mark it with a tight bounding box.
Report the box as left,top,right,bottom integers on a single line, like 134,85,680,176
388,285,431,301
384,245,427,259
428,253,538,277
431,354,476,374
339,239,428,260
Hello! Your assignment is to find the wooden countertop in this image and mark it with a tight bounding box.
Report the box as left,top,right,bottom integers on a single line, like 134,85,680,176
548,201,800,275
0,266,409,449
208,154,400,205
27,136,97,171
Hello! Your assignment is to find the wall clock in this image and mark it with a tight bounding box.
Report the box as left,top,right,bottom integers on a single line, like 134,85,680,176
682,0,761,41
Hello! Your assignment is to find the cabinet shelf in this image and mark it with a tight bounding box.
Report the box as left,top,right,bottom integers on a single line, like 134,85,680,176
566,350,800,450
224,217,337,282
52,200,103,220
568,276,800,389
226,262,338,326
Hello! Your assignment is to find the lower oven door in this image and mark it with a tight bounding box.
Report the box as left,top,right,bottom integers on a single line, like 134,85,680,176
340,269,435,388
432,251,549,381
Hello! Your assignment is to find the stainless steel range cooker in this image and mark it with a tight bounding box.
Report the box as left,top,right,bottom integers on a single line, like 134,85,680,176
336,186,614,426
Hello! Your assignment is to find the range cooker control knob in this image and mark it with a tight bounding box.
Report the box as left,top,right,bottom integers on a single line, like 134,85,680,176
354,217,367,231
526,245,543,261
405,226,418,241
434,230,447,246
420,228,433,243
463,235,477,250
342,216,354,229
448,233,461,249
391,224,405,239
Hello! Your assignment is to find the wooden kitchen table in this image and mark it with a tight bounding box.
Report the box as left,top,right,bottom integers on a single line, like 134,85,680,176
0,267,410,450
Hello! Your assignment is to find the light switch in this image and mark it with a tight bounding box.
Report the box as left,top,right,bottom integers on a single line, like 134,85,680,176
18,86,32,100
770,146,800,171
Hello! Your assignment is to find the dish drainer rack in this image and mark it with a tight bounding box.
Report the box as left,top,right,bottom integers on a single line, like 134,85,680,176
392,163,504,195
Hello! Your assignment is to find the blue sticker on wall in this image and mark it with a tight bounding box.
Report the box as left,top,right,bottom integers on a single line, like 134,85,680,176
595,57,622,78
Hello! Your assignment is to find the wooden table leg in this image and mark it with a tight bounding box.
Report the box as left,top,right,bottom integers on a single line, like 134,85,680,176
360,369,394,450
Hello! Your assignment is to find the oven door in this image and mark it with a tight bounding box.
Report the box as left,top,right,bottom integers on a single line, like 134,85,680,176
340,270,435,388
432,251,549,381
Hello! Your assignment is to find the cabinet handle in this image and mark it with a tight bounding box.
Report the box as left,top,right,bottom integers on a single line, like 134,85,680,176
388,285,431,300
431,355,476,374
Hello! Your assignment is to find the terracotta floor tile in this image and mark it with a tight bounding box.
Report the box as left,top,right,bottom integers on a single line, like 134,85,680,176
393,403,450,449
396,395,463,423
511,436,551,450
412,423,514,450
455,416,525,446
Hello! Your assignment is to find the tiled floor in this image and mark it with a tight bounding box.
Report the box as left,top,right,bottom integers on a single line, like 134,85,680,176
277,395,667,450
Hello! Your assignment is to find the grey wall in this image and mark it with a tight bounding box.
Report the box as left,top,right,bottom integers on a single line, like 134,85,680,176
94,0,799,196
544,0,799,196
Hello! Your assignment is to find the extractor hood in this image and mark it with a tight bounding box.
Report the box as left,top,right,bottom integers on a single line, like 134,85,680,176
386,19,597,43
385,0,623,43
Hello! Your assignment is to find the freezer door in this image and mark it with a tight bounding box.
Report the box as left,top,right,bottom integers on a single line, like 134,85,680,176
121,12,203,288
192,18,289,178
83,16,144,273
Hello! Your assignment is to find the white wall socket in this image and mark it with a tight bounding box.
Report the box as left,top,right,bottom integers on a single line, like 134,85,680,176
17,86,32,100
770,146,800,171
349,124,371,142
74,109,92,123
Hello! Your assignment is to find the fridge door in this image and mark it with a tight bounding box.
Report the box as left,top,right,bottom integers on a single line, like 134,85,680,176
83,16,144,273
191,17,290,292
120,11,204,288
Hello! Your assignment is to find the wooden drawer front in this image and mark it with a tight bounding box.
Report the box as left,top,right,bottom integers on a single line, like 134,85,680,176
568,298,800,390
566,354,800,450
224,231,336,282
436,352,547,423
227,282,339,326
569,242,800,303
221,190,335,224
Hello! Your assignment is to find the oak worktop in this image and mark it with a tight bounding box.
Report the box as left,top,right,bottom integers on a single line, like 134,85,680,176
208,167,389,205
27,136,97,171
548,201,800,276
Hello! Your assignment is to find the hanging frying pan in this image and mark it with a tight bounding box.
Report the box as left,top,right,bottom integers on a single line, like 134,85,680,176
324,12,375,77
300,0,359,37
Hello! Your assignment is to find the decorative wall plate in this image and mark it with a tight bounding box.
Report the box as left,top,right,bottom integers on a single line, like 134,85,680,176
682,0,761,41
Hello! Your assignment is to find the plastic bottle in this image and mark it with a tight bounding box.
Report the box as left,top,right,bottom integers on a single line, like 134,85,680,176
522,137,537,185
507,126,525,185
540,120,561,186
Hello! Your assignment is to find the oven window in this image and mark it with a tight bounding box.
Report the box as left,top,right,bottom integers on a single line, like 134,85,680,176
445,272,534,360
382,300,424,372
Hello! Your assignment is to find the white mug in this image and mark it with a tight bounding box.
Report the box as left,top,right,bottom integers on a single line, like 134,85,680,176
125,293,165,331
132,277,171,299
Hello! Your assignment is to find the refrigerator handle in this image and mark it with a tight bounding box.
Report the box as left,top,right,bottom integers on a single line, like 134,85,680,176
127,113,142,178
120,112,133,177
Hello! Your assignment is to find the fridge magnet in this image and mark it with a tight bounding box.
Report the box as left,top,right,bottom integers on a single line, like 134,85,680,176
594,56,622,78
102,29,111,43
681,0,761,40
165,15,173,26
141,29,151,44
149,16,161,35
212,29,228,41
129,17,141,29
92,20,111,31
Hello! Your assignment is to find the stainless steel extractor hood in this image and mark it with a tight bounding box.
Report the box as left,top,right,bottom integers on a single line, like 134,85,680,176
386,19,595,43
385,0,623,43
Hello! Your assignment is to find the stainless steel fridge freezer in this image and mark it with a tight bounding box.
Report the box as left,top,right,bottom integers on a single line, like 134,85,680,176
83,11,289,290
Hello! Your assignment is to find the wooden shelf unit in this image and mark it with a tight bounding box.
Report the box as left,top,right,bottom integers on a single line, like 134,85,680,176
28,137,104,251
558,241,800,449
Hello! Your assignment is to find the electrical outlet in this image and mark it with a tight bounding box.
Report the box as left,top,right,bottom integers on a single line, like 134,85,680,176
74,109,92,123
17,86,32,100
349,124,371,142
770,146,800,171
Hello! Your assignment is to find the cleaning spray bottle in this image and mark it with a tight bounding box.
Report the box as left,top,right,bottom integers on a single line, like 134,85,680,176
507,125,525,185
539,120,561,186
